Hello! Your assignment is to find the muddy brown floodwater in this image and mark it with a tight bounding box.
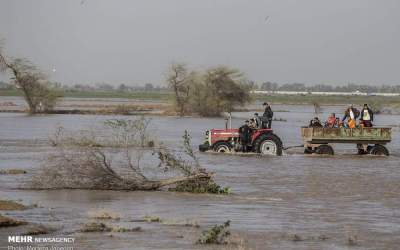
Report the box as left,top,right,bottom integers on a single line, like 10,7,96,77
0,103,399,250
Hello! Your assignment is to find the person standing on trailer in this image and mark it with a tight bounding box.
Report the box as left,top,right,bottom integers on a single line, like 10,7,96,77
262,102,274,128
342,105,360,122
342,105,360,128
360,104,374,127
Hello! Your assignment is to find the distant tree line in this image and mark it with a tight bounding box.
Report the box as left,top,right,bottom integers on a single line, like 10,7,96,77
257,82,400,93
60,82,168,92
0,80,167,92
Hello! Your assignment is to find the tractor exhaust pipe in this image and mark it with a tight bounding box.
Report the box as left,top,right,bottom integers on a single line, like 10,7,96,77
225,112,232,130
229,112,232,129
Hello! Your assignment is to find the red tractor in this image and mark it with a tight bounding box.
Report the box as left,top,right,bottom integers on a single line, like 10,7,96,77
198,128,283,156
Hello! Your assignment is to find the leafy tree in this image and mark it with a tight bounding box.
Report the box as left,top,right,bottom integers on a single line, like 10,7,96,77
204,66,250,115
167,64,251,117
0,45,60,113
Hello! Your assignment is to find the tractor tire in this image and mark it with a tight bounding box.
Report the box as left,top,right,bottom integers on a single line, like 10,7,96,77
213,141,232,153
254,133,283,156
369,144,389,156
315,144,334,155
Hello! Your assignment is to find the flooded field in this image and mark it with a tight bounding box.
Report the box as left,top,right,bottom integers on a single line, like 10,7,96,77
0,102,399,249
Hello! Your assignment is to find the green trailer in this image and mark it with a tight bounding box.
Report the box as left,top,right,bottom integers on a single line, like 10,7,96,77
301,127,392,155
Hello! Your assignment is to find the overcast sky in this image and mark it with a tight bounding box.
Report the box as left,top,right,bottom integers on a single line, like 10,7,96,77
0,0,399,86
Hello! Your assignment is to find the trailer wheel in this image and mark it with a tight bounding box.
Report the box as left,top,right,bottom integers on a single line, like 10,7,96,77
213,142,231,153
254,133,283,156
304,147,313,154
315,144,334,155
370,145,389,156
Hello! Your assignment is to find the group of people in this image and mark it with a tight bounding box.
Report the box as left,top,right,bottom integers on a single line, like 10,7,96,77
238,102,274,152
309,104,374,128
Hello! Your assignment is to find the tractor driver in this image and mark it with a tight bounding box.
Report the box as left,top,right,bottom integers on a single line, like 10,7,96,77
239,120,252,152
249,118,257,129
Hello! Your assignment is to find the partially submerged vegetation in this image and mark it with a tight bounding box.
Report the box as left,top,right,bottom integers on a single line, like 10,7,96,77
136,215,199,227
81,222,141,233
143,215,162,223
196,220,231,244
0,169,27,175
0,200,27,210
33,118,228,194
23,224,55,235
88,209,121,220
81,222,113,233
0,215,27,227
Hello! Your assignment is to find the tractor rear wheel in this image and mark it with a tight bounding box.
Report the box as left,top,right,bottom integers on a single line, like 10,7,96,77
213,142,232,153
254,133,283,156
370,144,389,156
315,144,334,155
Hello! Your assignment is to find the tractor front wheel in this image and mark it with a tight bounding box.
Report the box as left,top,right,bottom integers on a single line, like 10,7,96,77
213,142,232,153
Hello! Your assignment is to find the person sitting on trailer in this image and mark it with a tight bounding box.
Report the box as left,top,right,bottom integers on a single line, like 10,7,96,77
360,103,374,127
324,113,336,127
309,117,323,127
337,119,345,128
334,117,341,128
238,120,252,152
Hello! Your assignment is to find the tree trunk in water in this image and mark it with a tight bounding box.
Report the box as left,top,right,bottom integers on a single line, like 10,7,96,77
126,172,212,191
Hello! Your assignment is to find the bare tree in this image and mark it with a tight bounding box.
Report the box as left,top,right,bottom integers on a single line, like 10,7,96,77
166,63,191,116
0,44,59,114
